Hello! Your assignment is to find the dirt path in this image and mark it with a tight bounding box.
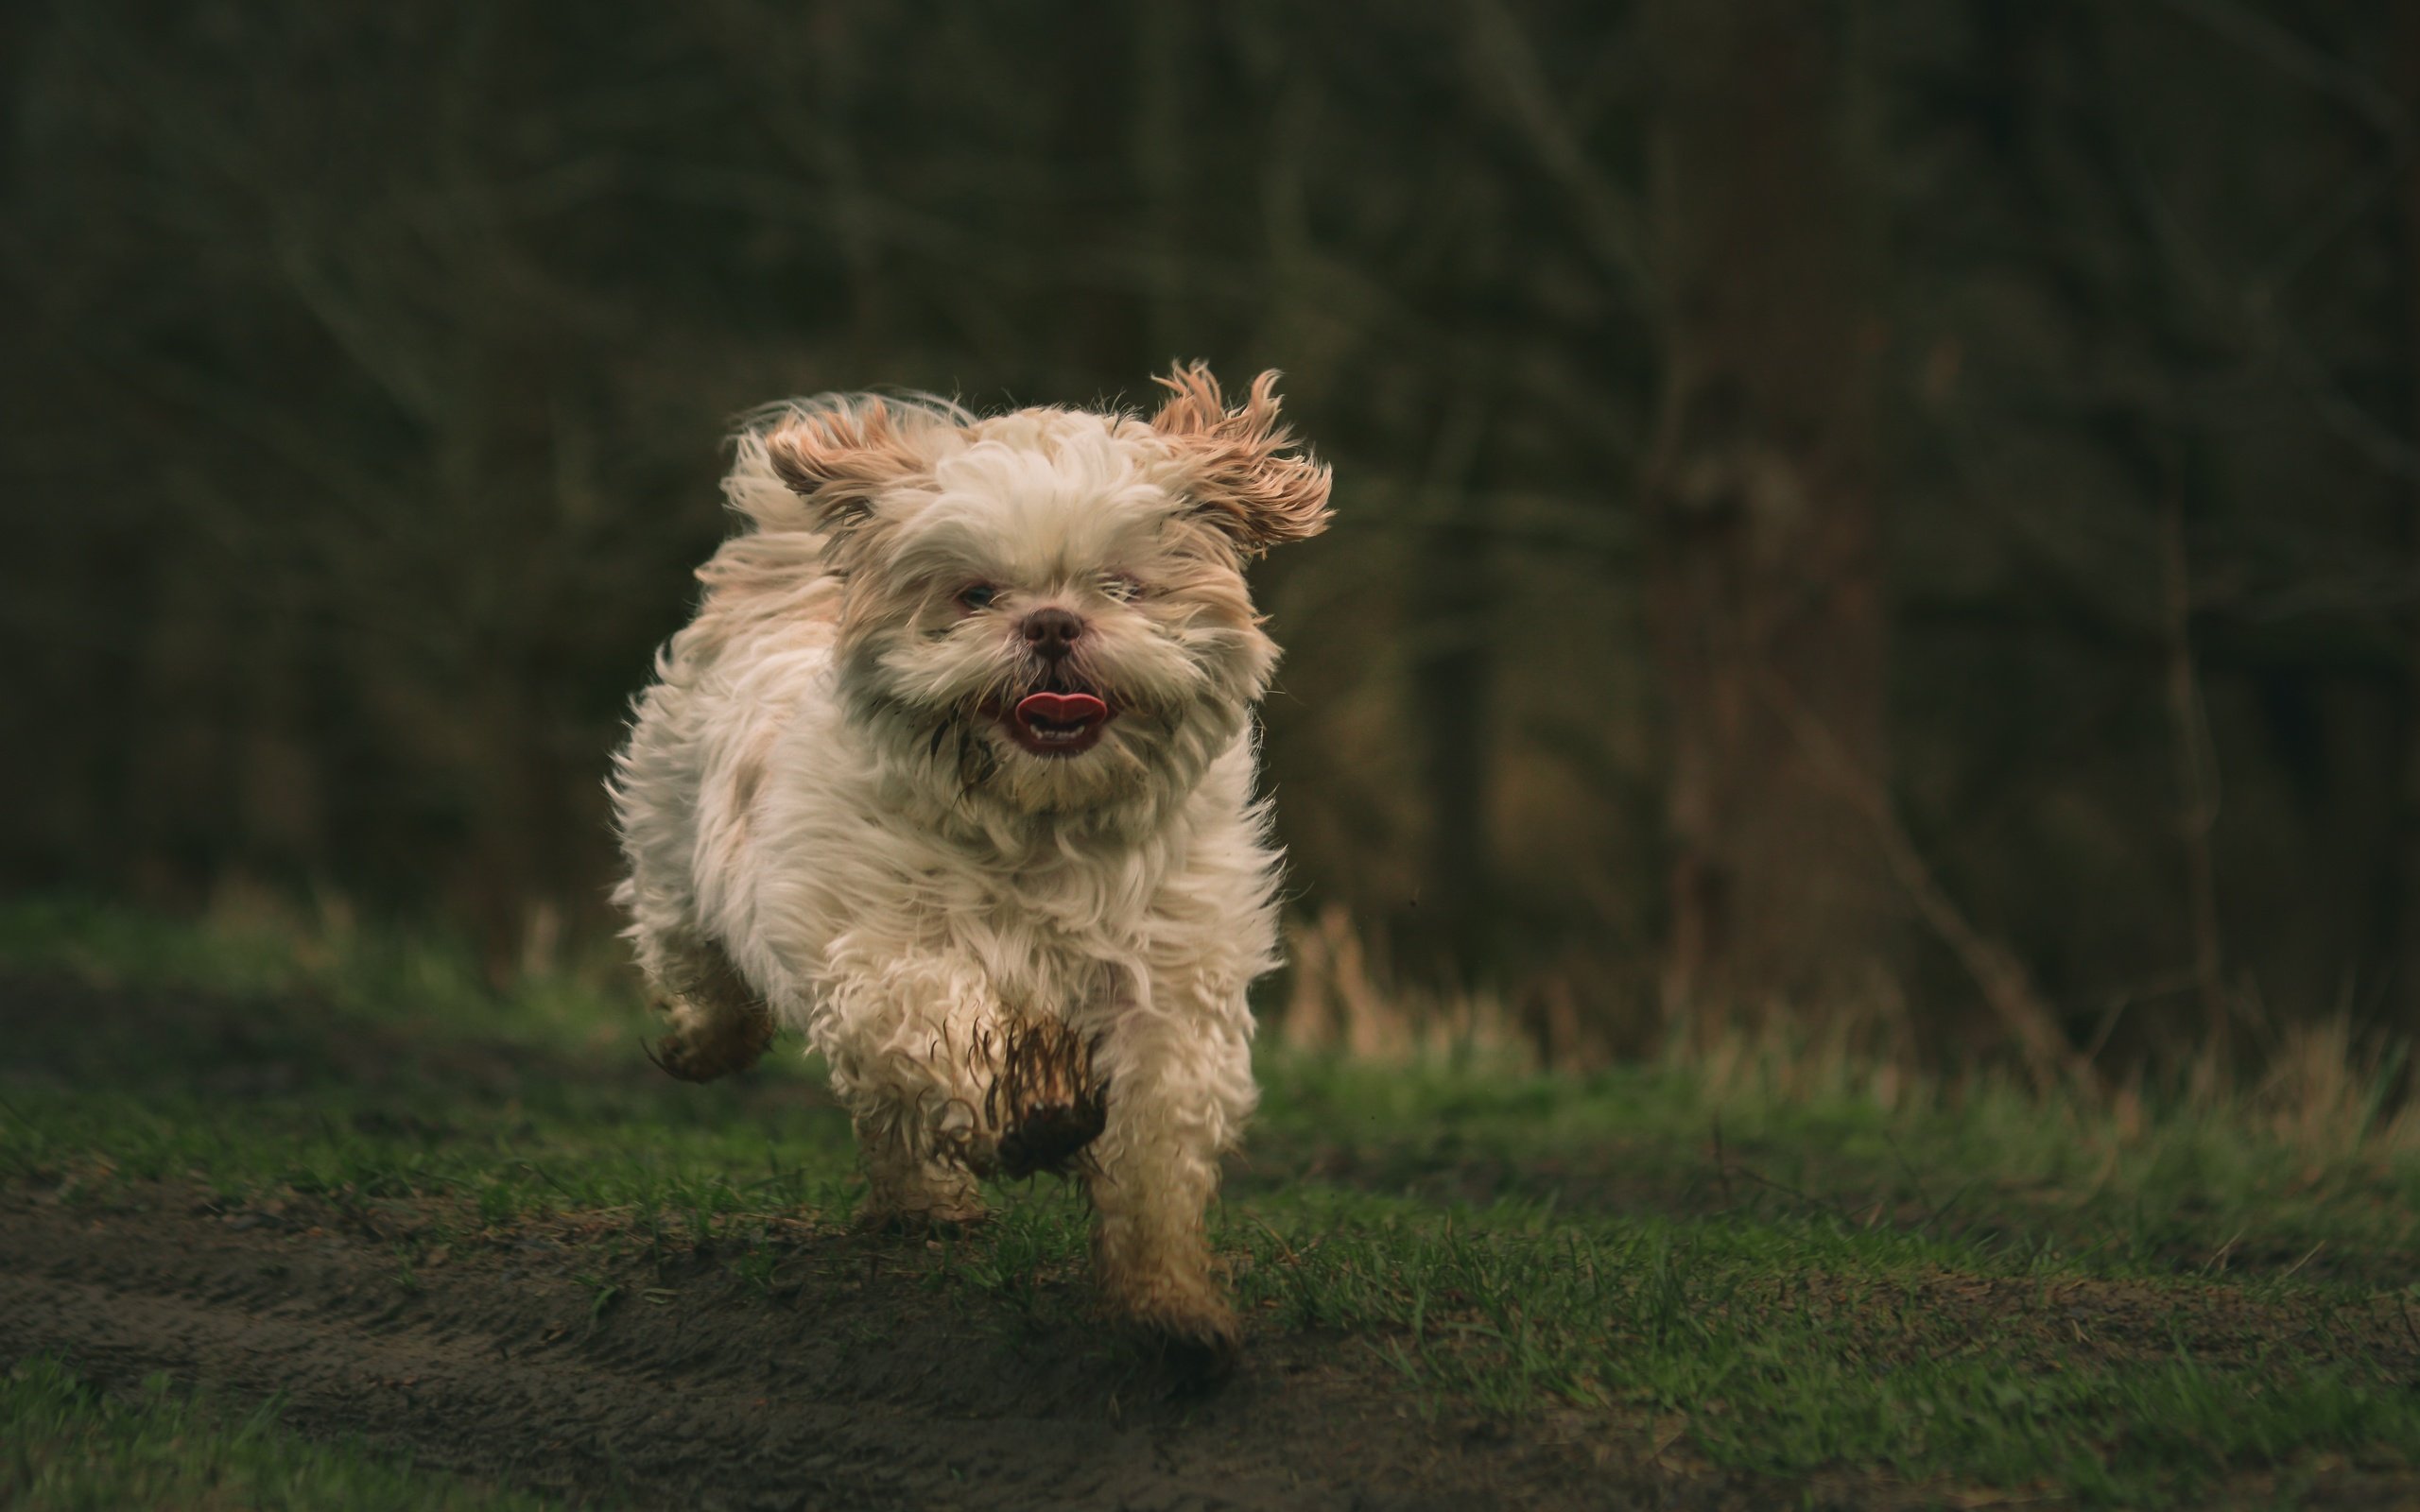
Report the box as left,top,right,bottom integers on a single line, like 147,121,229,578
0,1186,1778,1512
11,973,2413,1508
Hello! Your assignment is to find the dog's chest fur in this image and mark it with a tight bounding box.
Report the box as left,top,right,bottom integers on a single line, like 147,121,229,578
750,701,1275,1028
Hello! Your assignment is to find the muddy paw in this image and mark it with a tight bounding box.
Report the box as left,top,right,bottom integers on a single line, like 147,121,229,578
978,1019,1108,1177
1133,1298,1242,1382
997,1099,1109,1178
645,1002,773,1083
1103,1271,1242,1380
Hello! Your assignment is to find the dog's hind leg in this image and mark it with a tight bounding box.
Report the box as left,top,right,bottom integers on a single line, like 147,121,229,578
853,1112,988,1229
645,933,775,1084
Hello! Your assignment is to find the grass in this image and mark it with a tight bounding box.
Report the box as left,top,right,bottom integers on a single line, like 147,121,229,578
5,893,2420,1506
1248,1050,2420,1287
2,1356,558,1511
1235,1210,2419,1494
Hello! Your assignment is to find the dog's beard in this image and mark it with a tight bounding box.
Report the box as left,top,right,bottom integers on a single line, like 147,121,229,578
842,636,1253,839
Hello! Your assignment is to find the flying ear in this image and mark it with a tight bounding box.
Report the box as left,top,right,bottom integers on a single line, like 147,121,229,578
762,397,928,533
1150,363,1334,553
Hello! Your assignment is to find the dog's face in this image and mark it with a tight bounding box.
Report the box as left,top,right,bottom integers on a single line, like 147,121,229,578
761,366,1331,828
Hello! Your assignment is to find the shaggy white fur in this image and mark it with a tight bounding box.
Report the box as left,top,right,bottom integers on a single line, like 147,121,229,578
609,364,1331,1358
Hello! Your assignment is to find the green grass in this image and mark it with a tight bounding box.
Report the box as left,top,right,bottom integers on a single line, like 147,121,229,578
2,1357,559,1511
1251,1052,2420,1278
0,893,640,1058
6,895,2419,1507
1230,1209,2419,1496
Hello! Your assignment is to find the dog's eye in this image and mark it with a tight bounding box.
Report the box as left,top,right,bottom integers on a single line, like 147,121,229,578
957,583,999,611
1101,573,1143,602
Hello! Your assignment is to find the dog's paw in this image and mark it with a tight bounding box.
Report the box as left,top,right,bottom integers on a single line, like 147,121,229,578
1128,1296,1242,1382
645,999,774,1083
996,1098,1109,1179
979,1019,1108,1177
1101,1267,1242,1380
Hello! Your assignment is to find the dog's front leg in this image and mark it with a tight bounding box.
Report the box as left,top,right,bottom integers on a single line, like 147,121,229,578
1083,1007,1253,1366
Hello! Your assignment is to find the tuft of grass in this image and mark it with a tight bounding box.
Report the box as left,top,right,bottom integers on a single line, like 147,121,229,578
1,1357,563,1511
0,891,653,1061
1247,1044,2420,1284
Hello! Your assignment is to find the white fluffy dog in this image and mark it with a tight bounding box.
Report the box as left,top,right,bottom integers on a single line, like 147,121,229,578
609,364,1330,1358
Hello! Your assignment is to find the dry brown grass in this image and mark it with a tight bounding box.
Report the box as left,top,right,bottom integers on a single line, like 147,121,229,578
1274,907,2420,1160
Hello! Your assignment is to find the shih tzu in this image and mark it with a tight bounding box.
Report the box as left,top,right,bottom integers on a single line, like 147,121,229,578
610,365,1330,1360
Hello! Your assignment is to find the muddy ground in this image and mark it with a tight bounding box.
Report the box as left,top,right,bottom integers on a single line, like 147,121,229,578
9,973,2418,1509
0,1183,1791,1512
0,976,1787,1509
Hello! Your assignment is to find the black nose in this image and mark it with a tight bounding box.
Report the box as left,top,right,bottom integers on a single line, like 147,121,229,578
1020,608,1084,662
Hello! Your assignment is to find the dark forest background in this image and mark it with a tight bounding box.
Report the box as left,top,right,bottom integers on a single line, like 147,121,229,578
9,0,2420,1080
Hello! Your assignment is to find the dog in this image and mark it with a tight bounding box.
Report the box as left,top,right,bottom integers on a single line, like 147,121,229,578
609,364,1331,1360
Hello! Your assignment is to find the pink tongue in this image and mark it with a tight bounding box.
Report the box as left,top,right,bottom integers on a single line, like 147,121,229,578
1015,692,1108,726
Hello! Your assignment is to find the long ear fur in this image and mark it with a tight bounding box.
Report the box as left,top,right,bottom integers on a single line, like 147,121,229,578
762,397,931,533
1150,363,1334,553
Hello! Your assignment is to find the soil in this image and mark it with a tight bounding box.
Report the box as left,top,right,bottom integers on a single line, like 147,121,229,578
8,973,2416,1510
0,1184,1792,1512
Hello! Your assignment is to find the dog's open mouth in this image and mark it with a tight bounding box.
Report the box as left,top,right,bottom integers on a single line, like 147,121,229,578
1000,690,1113,757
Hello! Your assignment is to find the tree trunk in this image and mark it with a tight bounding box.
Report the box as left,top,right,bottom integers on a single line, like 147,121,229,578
1410,534,1495,974
2395,4,2420,1033
1639,1,1897,1025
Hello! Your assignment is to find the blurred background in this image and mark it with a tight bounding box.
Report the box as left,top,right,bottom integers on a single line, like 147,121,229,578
7,0,2417,1081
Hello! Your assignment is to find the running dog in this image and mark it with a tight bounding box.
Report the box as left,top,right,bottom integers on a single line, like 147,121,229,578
609,364,1330,1361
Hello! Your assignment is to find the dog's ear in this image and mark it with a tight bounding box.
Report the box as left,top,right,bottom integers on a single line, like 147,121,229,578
1150,363,1333,553
764,398,927,533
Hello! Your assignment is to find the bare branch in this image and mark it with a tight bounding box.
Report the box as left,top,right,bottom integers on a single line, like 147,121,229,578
1757,671,2099,1099
2147,0,2413,148
1461,0,1657,306
2156,475,2233,1057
